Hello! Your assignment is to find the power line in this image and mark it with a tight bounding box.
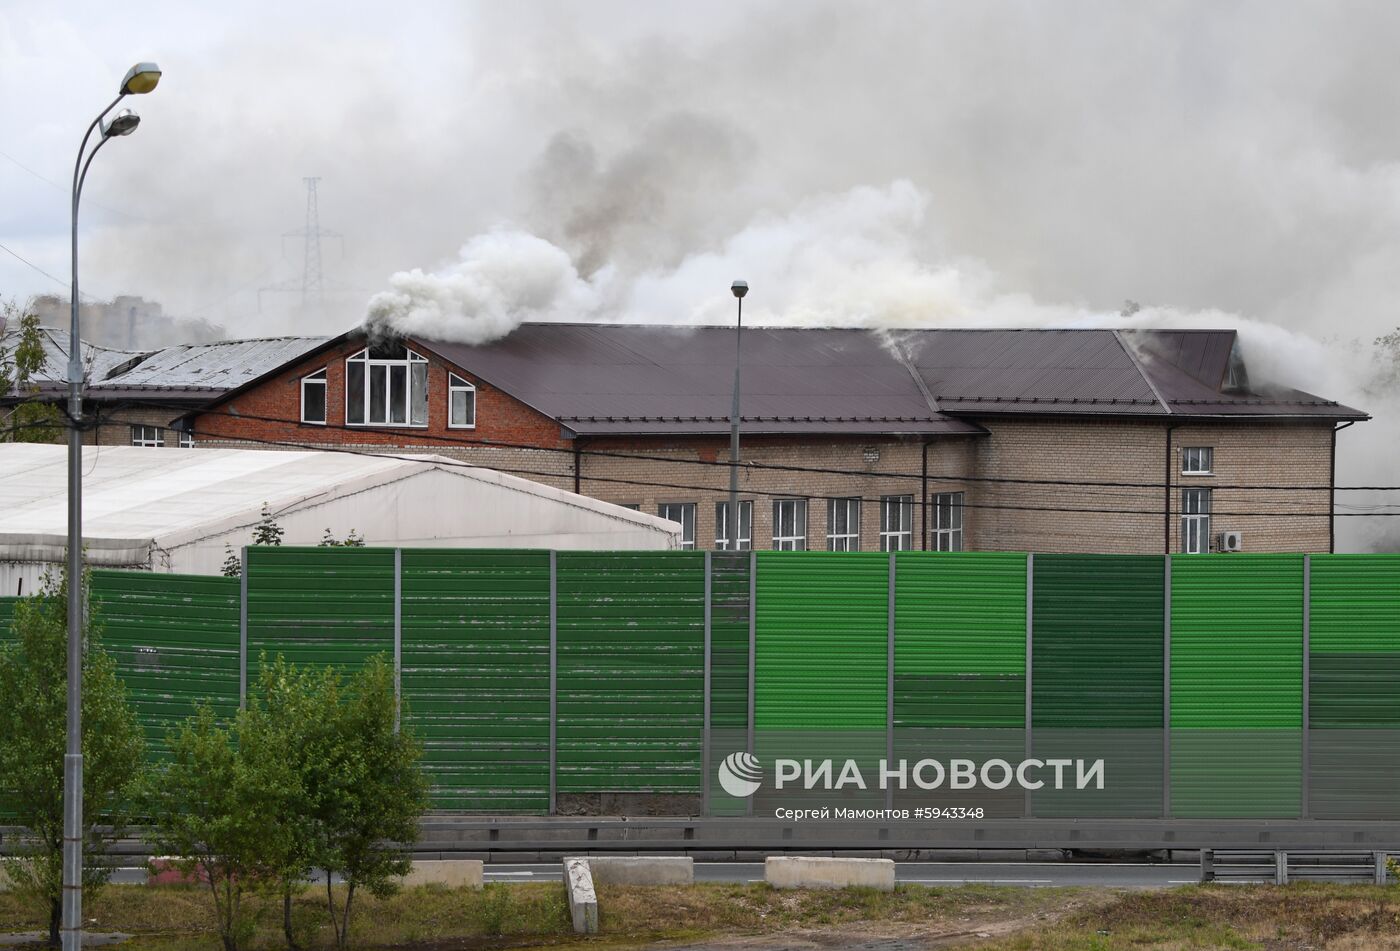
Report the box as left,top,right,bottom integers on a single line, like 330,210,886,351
73,410,1390,518
175,404,1400,494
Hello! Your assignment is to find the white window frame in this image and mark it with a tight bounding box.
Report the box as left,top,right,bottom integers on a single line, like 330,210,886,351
130,424,164,448
1182,446,1214,476
880,494,914,552
344,344,428,428
772,499,807,551
658,502,696,550
178,431,195,449
1182,488,1212,554
300,368,327,425
827,498,860,551
715,500,753,551
930,491,965,552
448,372,477,429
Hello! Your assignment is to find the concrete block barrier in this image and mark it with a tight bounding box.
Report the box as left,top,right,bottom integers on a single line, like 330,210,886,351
564,858,599,934
578,856,694,885
402,859,484,888
764,856,896,891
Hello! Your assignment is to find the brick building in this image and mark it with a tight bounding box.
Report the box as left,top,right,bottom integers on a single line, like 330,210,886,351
181,324,1367,555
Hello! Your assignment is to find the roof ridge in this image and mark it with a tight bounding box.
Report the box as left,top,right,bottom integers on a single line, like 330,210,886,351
1112,329,1172,415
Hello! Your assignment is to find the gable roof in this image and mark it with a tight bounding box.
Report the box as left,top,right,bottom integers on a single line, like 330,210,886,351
189,323,1367,436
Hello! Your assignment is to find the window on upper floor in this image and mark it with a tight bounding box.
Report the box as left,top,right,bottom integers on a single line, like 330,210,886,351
178,431,195,448
658,502,696,550
880,495,914,551
1182,447,1213,475
448,373,476,429
301,368,327,424
345,343,427,427
130,425,163,448
827,498,860,551
716,500,753,551
930,492,965,552
773,499,808,551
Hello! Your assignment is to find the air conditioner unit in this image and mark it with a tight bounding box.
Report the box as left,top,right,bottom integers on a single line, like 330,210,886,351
1217,531,1243,553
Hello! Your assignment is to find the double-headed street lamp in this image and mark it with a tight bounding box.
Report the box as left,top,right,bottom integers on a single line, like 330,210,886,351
65,61,161,951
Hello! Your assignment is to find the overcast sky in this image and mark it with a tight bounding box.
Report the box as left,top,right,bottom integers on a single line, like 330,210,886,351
5,1,1400,348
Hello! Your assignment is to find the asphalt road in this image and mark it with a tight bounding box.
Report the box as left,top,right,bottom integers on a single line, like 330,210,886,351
482,860,1200,887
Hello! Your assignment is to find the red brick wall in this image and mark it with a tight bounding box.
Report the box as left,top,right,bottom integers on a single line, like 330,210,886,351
190,336,569,452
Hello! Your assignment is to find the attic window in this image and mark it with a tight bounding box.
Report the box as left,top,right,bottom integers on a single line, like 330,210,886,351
301,369,327,425
448,373,476,429
1224,340,1250,391
345,346,427,427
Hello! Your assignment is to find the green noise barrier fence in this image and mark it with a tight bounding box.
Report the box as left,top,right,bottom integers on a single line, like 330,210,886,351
50,549,1400,818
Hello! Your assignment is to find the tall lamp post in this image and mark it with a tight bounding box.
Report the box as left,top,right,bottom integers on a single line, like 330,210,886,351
65,61,161,951
727,280,747,550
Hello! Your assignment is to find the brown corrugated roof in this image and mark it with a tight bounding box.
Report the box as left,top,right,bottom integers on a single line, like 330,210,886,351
413,324,1366,433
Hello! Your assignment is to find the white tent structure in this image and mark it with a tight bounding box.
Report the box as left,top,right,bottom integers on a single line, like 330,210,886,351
0,444,680,595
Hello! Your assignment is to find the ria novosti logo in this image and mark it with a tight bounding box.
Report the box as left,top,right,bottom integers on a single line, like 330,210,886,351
717,751,764,797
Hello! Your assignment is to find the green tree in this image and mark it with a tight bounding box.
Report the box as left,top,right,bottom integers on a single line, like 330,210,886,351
306,656,427,951
0,568,145,947
251,503,285,547
317,528,366,548
220,543,241,578
0,300,63,444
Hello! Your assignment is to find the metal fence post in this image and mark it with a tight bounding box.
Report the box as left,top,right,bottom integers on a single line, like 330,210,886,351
1164,555,1172,819
393,548,402,733
549,550,558,816
703,551,712,816
1025,553,1034,818
747,549,756,818
1302,553,1311,819
239,547,248,709
887,551,896,810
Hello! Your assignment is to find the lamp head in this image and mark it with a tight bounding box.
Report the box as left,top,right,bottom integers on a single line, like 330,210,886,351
731,280,748,299
102,109,141,137
120,62,162,95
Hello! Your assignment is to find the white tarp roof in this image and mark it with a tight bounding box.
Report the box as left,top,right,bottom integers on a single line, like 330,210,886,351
0,444,678,566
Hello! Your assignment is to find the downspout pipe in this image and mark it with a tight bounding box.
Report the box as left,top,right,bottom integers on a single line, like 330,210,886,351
1163,424,1178,554
1330,421,1355,554
921,439,930,550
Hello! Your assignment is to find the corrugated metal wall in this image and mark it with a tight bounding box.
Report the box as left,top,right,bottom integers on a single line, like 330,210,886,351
1032,554,1163,816
1170,555,1303,817
555,551,706,793
400,550,551,812
894,552,1025,729
246,546,395,676
89,571,240,757
1309,555,1400,818
756,552,888,730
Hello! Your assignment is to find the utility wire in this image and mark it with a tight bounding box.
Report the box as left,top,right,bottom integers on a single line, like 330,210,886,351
171,403,1400,494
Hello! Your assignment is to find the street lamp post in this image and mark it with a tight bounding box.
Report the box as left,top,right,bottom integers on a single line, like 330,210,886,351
727,280,747,550
65,61,160,951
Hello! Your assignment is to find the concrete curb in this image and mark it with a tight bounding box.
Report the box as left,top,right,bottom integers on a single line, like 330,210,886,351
402,859,484,888
564,858,598,934
573,855,694,885
765,856,896,891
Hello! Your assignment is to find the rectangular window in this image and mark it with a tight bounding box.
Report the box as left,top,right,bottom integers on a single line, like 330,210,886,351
301,369,327,424
619,503,640,511
658,502,696,550
346,361,365,425
1182,488,1212,554
448,373,477,428
1182,447,1214,475
715,500,753,551
880,494,914,551
827,498,860,551
129,425,163,448
772,499,808,551
930,492,965,552
411,362,428,426
178,431,195,448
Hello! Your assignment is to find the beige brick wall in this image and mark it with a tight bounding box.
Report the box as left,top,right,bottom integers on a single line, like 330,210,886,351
196,417,1337,555
89,408,191,447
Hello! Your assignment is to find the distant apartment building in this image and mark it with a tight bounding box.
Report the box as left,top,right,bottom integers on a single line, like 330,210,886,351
177,324,1367,555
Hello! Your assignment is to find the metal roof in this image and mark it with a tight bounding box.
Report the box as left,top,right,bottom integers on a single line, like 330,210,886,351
414,324,1365,432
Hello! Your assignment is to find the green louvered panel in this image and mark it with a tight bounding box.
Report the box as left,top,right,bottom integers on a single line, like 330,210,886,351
1308,555,1400,818
89,570,240,758
894,552,1025,729
756,552,887,730
400,550,550,813
247,547,395,675
709,552,751,731
556,551,705,793
1170,555,1303,817
1031,555,1163,817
